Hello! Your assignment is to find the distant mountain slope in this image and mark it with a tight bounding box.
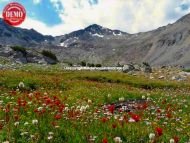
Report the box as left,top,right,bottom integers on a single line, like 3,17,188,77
52,14,190,67
1,14,190,67
0,18,54,46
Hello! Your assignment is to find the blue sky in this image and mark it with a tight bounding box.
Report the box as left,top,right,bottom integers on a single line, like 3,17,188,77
0,0,62,26
0,0,190,36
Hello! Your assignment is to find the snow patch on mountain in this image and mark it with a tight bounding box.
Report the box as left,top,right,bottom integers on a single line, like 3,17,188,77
92,33,104,38
59,37,78,47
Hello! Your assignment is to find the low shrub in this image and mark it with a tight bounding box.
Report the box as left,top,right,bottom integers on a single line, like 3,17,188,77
41,50,57,61
11,46,27,56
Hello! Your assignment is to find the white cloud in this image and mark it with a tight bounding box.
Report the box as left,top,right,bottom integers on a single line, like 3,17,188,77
175,0,190,15
19,0,190,36
33,0,42,4
19,17,65,36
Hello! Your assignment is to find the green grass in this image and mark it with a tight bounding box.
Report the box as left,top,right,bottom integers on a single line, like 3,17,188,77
0,68,190,142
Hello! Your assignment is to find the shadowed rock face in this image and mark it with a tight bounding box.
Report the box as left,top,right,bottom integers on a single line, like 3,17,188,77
1,14,190,67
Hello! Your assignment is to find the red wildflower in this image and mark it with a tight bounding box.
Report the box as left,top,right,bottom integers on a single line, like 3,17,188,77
112,123,117,129
45,98,52,105
34,108,38,113
166,112,172,118
53,96,58,100
108,105,115,114
142,103,148,109
128,112,133,115
155,127,163,136
5,104,10,113
40,109,46,114
0,123,3,130
131,114,140,122
102,138,108,143
5,114,10,122
54,114,62,120
51,121,57,127
59,104,65,113
101,117,108,123
173,136,180,143
157,109,161,113
14,114,19,121
54,99,61,106
17,99,27,107
10,90,17,96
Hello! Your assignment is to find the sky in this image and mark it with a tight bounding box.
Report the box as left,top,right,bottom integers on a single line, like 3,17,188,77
0,0,190,36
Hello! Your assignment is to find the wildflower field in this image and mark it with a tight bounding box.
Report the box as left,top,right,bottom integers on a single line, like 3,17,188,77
0,66,190,143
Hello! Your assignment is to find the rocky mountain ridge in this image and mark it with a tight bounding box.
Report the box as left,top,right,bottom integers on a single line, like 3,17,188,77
1,14,190,67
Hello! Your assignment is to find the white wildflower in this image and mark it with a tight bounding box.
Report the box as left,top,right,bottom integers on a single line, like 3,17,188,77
89,136,97,141
107,94,111,98
24,122,29,126
49,132,54,135
80,106,86,112
37,107,43,111
55,125,60,128
147,97,151,101
21,132,28,136
18,82,25,88
128,118,135,123
86,105,89,109
169,139,175,143
14,121,19,126
119,97,124,102
28,101,32,105
64,107,69,112
2,141,9,143
0,100,3,105
142,95,146,99
114,137,122,143
88,99,92,104
28,93,33,97
48,136,53,140
32,119,38,125
149,133,155,140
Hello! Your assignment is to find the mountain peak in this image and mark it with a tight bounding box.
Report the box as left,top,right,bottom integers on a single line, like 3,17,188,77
86,24,103,28
83,24,128,36
85,24,105,32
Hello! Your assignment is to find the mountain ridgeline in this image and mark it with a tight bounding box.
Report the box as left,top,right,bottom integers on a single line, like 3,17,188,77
1,14,190,67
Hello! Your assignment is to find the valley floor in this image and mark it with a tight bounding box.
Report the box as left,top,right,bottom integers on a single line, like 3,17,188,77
0,66,190,143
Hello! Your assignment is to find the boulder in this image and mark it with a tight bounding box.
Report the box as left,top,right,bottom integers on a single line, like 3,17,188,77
43,56,57,64
141,63,152,73
12,51,27,64
133,64,141,71
122,64,135,73
158,75,164,79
